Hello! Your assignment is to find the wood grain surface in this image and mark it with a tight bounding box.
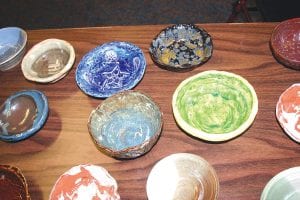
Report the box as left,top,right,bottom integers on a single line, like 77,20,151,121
0,23,299,200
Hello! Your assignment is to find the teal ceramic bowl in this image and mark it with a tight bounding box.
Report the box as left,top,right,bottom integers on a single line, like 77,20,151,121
88,90,163,159
261,167,300,200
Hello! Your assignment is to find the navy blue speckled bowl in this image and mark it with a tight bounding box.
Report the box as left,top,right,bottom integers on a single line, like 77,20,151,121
0,90,48,142
75,41,146,98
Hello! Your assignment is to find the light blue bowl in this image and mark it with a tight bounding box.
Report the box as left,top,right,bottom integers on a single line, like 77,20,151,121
76,41,146,98
0,27,27,71
0,90,48,142
88,90,163,159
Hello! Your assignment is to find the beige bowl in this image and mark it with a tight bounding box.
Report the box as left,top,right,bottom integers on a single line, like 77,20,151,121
21,38,75,83
146,153,219,200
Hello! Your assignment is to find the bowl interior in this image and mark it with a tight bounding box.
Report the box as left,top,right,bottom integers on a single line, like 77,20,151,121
88,91,162,152
0,27,27,67
271,18,300,67
146,153,219,200
22,39,73,79
150,24,212,69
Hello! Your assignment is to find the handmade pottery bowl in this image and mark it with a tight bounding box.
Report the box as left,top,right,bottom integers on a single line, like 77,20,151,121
88,90,163,159
172,70,258,142
21,39,75,83
149,24,213,71
0,90,48,142
270,18,300,70
276,83,300,143
76,41,146,98
0,165,30,199
50,164,120,200
146,153,219,200
261,167,300,200
0,27,27,71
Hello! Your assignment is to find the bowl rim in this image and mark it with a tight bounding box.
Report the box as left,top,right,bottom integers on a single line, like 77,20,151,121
260,166,300,200
87,90,163,158
0,27,27,66
149,23,213,70
0,89,49,142
172,70,258,142
275,83,300,143
21,38,75,83
75,41,147,98
146,153,219,200
270,18,300,67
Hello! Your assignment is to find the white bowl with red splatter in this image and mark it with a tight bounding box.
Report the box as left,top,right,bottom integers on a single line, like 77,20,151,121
276,83,300,142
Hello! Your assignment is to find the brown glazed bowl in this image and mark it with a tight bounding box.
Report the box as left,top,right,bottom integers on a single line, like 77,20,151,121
0,165,30,199
88,90,163,159
270,18,300,70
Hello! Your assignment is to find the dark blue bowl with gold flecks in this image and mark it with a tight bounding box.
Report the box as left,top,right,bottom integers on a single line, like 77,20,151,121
150,24,213,71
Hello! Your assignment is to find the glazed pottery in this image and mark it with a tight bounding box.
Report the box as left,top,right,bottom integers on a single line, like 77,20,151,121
172,70,258,142
76,41,146,98
270,18,300,70
49,164,120,200
147,153,219,200
0,90,48,142
0,27,27,71
88,90,163,159
150,24,212,71
21,39,75,83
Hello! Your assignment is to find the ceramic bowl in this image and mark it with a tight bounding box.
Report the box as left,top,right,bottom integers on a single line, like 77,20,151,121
49,164,120,200
270,18,300,70
261,167,300,200
21,39,75,83
0,165,30,199
146,153,219,200
276,83,300,143
149,24,213,71
0,90,48,142
76,41,146,98
172,70,258,142
88,90,163,159
0,27,27,71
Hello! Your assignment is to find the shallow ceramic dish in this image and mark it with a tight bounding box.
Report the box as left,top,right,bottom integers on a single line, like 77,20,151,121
0,27,27,71
0,165,30,199
276,83,300,143
172,70,258,142
270,18,300,70
146,153,219,200
50,164,120,200
21,38,75,83
0,90,48,142
88,90,162,159
76,41,146,98
261,167,300,200
149,24,212,71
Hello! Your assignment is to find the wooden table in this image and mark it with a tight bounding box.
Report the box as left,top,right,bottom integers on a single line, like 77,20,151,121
0,23,299,200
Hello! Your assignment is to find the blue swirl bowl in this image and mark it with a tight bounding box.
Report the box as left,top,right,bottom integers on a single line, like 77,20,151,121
88,90,163,159
76,41,146,98
0,90,48,142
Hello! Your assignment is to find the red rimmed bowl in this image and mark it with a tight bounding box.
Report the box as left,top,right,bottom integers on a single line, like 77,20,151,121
270,18,300,70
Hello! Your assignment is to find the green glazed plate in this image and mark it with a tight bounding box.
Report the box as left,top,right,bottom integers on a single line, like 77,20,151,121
172,70,258,142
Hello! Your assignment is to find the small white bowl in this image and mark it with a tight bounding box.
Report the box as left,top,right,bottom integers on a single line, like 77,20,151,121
0,27,27,71
21,38,75,83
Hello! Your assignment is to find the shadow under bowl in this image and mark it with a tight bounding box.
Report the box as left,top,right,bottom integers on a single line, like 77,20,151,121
88,90,163,159
0,27,27,71
270,18,300,70
146,153,219,200
0,90,48,142
149,24,213,71
21,39,75,83
0,165,30,199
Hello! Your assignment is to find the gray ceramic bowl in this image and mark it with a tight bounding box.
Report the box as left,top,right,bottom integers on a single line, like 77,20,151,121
0,27,27,71
88,90,163,159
